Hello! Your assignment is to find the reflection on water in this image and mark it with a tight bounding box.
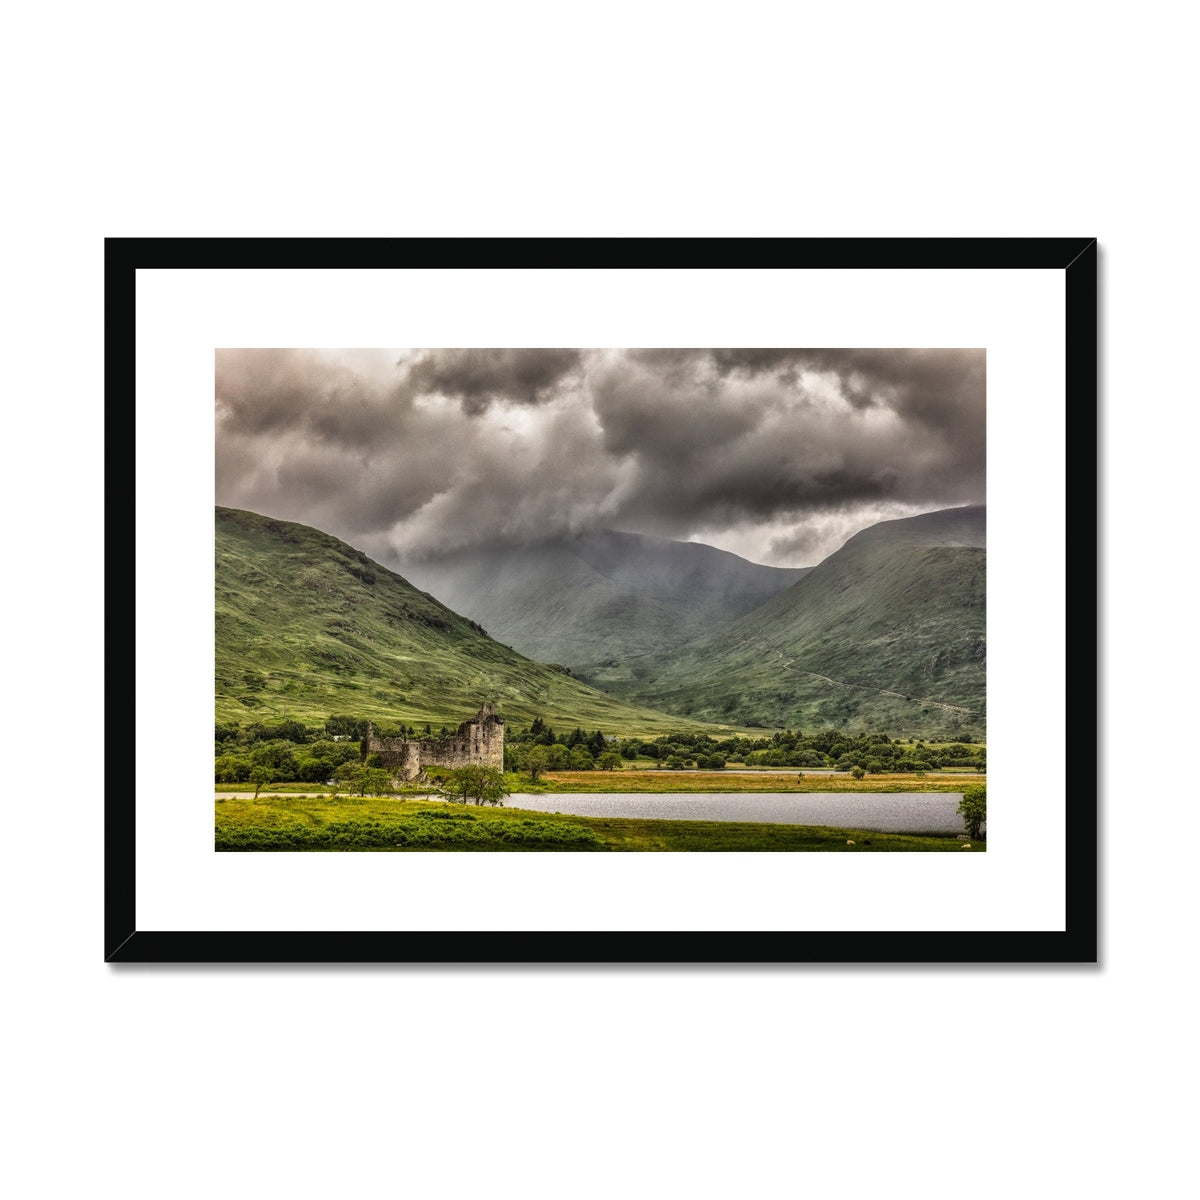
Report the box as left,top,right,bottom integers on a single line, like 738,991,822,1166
505,792,966,835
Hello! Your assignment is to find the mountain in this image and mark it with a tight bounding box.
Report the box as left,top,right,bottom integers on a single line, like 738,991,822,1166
400,530,809,677
605,506,986,738
214,507,718,734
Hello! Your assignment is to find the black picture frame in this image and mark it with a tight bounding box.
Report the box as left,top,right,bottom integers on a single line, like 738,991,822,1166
106,237,1097,964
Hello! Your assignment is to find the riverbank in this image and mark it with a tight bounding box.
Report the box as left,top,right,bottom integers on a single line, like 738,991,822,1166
215,795,983,852
529,769,980,794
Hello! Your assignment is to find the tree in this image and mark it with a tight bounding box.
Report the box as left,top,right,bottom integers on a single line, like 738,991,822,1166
249,765,273,797
597,751,622,771
568,746,595,770
332,762,392,796
958,784,987,840
295,756,332,783
361,767,391,796
442,765,507,805
325,715,368,740
525,745,549,783
333,761,361,793
215,754,251,783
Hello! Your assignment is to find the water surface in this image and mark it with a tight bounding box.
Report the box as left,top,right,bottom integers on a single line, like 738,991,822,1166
505,791,965,835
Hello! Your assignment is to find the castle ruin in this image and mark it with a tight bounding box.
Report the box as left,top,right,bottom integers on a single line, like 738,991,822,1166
361,702,504,781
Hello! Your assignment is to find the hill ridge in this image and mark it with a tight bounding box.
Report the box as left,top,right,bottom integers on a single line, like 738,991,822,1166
215,506,724,734
605,505,987,738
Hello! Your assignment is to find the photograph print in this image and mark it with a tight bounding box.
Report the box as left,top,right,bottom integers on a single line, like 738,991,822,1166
214,346,986,853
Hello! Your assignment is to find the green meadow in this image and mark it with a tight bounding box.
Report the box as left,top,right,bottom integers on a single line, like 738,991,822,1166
216,794,983,852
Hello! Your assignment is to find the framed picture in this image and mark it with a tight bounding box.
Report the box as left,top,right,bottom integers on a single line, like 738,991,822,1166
107,238,1097,963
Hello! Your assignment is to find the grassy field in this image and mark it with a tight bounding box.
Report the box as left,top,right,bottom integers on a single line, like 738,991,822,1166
215,794,983,852
217,769,983,796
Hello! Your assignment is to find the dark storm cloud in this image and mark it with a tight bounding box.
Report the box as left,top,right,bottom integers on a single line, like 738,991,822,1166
630,347,984,430
215,347,985,568
802,348,985,434
713,347,986,435
708,348,806,374
403,348,583,415
586,348,983,529
589,351,764,457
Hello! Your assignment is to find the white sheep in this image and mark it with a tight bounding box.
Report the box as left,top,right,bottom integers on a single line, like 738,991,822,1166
846,839,855,846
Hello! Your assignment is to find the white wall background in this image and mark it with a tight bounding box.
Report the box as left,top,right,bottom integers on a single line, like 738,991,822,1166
3,4,1186,1199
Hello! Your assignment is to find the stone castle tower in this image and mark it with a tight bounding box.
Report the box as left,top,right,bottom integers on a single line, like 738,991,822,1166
362,702,504,781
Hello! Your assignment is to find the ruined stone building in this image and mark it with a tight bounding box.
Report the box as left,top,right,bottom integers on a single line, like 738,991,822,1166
361,702,504,781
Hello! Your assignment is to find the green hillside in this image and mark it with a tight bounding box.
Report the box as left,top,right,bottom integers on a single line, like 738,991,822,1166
215,507,731,735
607,506,986,739
401,530,809,676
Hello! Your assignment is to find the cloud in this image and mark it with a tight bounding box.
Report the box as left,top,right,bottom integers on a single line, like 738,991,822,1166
216,348,414,448
402,348,583,415
584,349,983,540
215,347,985,567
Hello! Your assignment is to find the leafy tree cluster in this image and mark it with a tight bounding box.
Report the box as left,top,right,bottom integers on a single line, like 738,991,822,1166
506,742,603,774
509,720,985,775
729,730,985,773
216,718,312,746
505,720,617,773
323,715,370,740
611,732,727,769
214,718,363,784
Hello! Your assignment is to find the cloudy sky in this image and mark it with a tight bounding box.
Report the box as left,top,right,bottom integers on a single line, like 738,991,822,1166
215,347,984,568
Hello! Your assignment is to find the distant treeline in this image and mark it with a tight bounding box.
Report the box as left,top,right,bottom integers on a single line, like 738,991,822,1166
506,719,985,773
213,714,985,783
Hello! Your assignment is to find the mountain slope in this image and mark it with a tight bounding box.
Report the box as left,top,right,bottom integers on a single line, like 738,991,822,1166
400,530,809,675
215,507,719,733
608,506,986,738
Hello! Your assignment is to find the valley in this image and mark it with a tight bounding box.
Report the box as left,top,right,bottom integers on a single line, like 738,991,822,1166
214,503,987,848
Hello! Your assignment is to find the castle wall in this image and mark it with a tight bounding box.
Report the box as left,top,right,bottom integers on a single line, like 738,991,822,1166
362,704,504,781
362,733,421,777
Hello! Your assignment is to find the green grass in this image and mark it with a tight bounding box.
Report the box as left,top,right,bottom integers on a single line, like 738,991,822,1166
215,795,984,852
